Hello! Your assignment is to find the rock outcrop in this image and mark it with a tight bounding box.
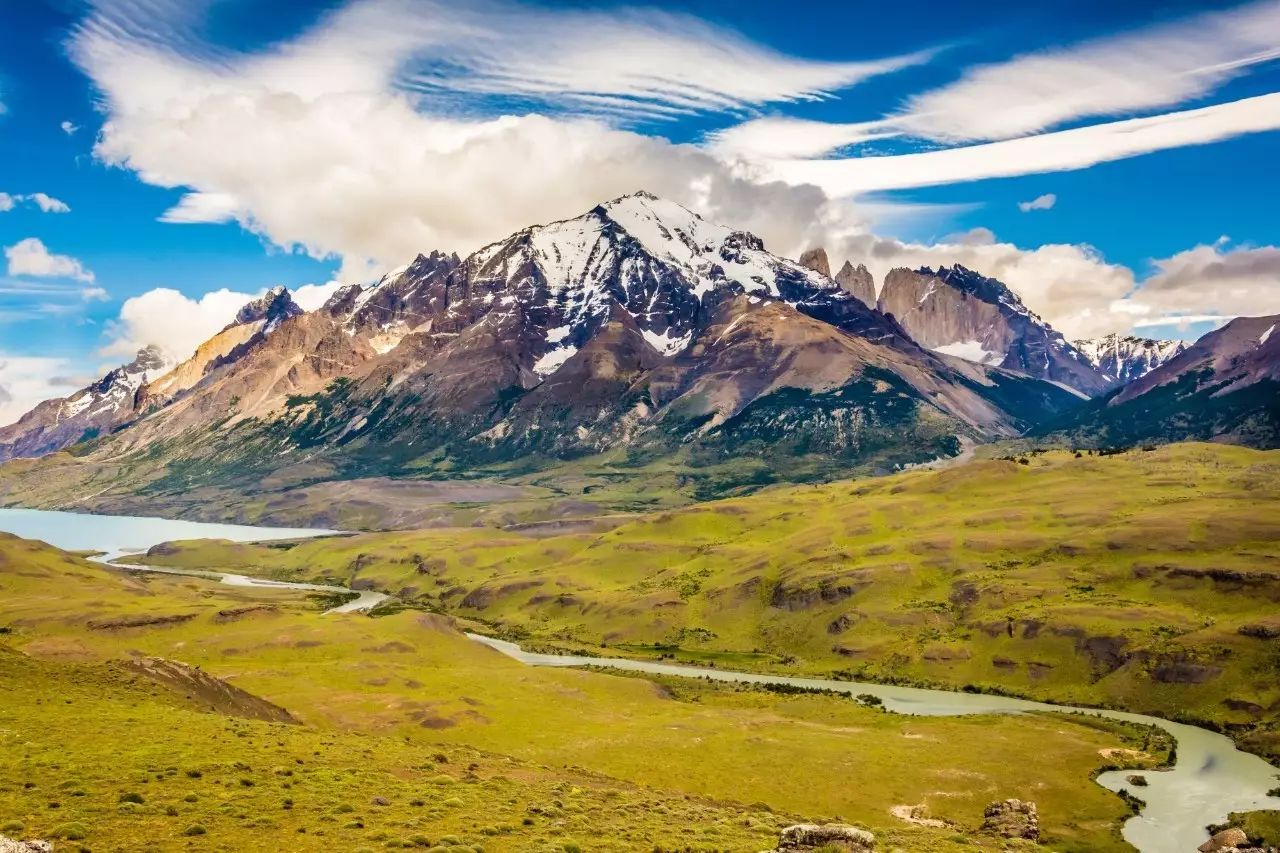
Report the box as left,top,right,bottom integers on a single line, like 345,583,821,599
878,265,1110,396
835,261,876,308
762,823,875,852
981,799,1039,840
0,837,52,853
798,247,832,278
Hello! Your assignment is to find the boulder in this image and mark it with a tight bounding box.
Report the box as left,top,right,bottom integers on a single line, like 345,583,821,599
1198,827,1248,852
982,799,1039,840
762,823,875,852
0,837,53,853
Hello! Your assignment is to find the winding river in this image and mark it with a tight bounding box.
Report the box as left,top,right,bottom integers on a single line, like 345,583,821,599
0,506,1276,852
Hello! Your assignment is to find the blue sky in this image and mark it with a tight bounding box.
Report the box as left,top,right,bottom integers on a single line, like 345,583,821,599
1,0,1278,423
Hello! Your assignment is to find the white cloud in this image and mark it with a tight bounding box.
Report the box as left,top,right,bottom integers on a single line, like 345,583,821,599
292,281,344,312
1122,241,1280,325
158,191,239,224
894,0,1280,142
71,0,867,274
768,93,1280,195
0,192,72,214
63,0,1280,349
101,286,261,363
60,120,79,135
0,356,77,428
4,238,95,283
26,193,71,214
1018,193,1056,213
707,117,894,159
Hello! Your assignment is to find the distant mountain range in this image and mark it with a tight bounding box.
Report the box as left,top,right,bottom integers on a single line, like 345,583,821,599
0,192,1274,519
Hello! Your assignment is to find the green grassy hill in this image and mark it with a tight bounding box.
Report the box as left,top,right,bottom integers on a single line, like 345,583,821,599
0,534,1166,851
139,443,1280,761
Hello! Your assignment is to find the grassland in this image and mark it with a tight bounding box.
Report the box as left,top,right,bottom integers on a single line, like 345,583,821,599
0,533,1170,851
136,443,1280,763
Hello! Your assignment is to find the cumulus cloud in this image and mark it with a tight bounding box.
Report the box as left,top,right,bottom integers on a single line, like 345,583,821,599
0,192,72,214
27,193,71,214
101,286,262,362
291,282,345,312
0,356,77,427
1123,241,1280,324
1019,193,1056,213
894,0,1280,142
158,191,238,224
71,1,867,276
5,238,95,283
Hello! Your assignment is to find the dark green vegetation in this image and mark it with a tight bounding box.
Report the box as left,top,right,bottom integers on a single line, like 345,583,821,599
140,443,1280,763
1038,371,1280,450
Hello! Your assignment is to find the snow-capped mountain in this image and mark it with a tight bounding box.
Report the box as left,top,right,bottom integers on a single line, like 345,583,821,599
1073,334,1186,385
0,288,310,463
1043,315,1280,447
0,345,168,461
0,193,1084,498
877,265,1112,397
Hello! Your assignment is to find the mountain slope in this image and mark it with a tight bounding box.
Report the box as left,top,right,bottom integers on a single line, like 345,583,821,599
1039,315,1280,447
1074,334,1186,385
0,193,1083,521
0,345,168,462
878,265,1111,396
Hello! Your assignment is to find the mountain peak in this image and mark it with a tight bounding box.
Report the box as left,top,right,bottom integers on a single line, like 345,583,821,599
881,266,1110,395
798,248,832,278
229,286,303,331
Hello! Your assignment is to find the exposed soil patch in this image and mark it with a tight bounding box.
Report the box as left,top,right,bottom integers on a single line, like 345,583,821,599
88,613,196,631
123,656,299,724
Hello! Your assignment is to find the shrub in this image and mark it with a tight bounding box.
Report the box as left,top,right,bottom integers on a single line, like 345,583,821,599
118,792,145,804
53,822,89,841
1,821,24,833
184,824,207,836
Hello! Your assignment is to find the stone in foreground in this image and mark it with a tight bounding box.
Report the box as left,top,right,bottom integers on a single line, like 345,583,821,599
0,837,52,853
763,823,875,851
982,799,1040,840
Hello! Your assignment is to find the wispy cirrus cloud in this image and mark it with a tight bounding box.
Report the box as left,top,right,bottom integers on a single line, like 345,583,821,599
894,0,1280,142
766,92,1280,194
714,1,1280,192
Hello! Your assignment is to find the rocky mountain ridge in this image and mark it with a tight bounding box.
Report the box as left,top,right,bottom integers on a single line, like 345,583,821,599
1073,333,1186,385
876,264,1113,396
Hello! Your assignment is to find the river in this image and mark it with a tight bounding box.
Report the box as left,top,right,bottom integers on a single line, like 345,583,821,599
0,506,1276,851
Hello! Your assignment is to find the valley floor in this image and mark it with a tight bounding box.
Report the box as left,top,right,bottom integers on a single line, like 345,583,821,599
1,441,1279,851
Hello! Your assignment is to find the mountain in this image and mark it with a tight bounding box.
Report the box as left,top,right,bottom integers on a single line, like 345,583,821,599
1039,314,1280,447
1073,334,1186,385
0,345,168,461
0,193,1082,517
798,248,876,307
877,265,1112,396
0,288,308,463
835,261,876,308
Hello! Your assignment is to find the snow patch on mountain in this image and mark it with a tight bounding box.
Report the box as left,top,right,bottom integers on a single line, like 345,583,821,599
934,340,1002,365
532,345,578,377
